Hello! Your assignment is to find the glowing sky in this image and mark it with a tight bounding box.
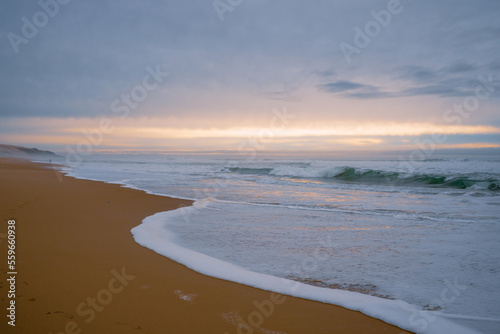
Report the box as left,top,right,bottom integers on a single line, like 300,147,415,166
1,0,499,153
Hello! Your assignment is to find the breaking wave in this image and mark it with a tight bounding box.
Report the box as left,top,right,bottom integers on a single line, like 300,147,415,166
225,166,500,190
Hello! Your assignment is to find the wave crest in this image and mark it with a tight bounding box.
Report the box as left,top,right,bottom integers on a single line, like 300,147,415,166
226,165,499,190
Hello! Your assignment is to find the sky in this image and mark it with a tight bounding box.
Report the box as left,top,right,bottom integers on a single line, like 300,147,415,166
0,0,499,154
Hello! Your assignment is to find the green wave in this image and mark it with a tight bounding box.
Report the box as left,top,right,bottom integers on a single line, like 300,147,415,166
226,166,499,190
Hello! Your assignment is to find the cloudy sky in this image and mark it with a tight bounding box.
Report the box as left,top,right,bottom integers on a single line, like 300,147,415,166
1,0,499,153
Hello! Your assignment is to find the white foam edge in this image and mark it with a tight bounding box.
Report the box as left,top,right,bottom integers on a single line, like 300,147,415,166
59,166,196,201
131,200,481,334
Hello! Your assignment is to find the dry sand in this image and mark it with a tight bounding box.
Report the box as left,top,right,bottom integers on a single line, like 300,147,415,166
0,158,411,333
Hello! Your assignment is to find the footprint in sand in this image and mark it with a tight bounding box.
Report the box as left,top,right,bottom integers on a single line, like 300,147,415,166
48,311,74,319
221,311,287,334
174,289,197,303
114,322,144,331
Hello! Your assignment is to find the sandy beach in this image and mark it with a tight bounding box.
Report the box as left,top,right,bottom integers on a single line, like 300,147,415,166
0,158,410,333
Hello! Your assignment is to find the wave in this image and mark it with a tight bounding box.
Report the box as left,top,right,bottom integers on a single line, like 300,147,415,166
131,199,477,334
131,201,480,334
225,167,275,175
226,166,500,190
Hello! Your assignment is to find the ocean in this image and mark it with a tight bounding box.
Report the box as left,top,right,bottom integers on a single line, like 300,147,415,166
56,150,500,334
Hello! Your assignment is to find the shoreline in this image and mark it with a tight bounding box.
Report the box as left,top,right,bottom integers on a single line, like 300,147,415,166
0,157,412,333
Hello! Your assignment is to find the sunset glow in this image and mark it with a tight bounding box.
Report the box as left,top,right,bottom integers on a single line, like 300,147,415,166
2,117,499,151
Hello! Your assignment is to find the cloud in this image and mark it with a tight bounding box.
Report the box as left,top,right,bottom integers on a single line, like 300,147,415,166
318,80,368,93
1,1,498,117
318,62,499,99
395,63,479,83
394,65,500,98
317,79,391,99
399,85,463,97
446,62,478,73
311,69,337,79
1,0,499,152
489,60,500,71
317,80,394,99
398,77,479,98
396,65,438,83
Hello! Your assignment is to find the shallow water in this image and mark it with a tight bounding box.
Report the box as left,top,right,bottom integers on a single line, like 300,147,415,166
61,152,500,333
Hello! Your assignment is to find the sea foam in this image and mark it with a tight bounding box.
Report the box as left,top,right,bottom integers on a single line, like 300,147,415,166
131,201,481,334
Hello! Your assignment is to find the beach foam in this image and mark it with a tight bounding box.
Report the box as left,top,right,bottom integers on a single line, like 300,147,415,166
131,203,482,334
61,153,500,333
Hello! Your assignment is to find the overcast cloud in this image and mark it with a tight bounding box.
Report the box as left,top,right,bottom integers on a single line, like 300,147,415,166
0,0,499,150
